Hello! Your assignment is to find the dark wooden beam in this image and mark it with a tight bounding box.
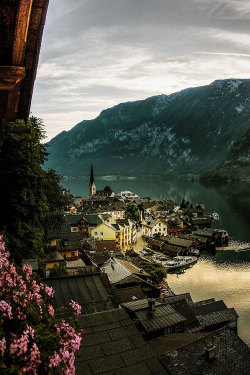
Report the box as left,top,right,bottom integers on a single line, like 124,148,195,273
12,0,34,66
0,66,25,90
5,0,33,122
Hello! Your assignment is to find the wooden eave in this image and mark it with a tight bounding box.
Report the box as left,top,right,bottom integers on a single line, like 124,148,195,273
0,0,49,127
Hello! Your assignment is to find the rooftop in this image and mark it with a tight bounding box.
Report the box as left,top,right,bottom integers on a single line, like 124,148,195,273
116,286,146,304
75,308,168,375
101,258,132,284
121,299,161,313
116,258,151,278
44,273,116,314
159,327,250,375
135,304,186,333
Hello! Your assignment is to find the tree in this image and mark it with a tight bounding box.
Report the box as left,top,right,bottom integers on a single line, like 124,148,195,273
141,262,167,284
0,117,71,263
43,169,73,238
125,202,141,224
0,117,48,263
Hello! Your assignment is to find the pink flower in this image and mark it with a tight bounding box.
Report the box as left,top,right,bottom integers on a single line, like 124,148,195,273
43,285,54,297
0,235,82,373
49,352,61,368
0,337,6,356
48,304,54,317
22,263,33,281
0,300,13,319
69,300,81,316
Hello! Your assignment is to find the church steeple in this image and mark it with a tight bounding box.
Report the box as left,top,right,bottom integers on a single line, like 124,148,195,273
88,164,96,198
90,164,94,185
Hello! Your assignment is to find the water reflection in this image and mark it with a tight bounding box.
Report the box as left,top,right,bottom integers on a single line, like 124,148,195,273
167,257,250,346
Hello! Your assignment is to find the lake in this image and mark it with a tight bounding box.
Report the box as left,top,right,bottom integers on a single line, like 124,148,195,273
62,175,250,345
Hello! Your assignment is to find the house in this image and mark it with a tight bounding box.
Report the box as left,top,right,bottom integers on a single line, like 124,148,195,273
116,286,146,304
47,232,83,261
43,250,66,270
117,190,140,200
193,229,229,247
142,219,168,237
191,216,212,228
121,298,187,339
167,222,183,237
65,214,84,233
96,240,117,252
156,327,250,375
165,236,194,252
147,238,165,251
100,258,158,298
75,308,168,375
163,294,239,334
162,243,182,256
191,299,238,332
90,220,135,252
44,271,117,314
72,196,84,207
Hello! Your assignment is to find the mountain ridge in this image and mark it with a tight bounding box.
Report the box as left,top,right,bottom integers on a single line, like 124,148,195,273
45,78,250,177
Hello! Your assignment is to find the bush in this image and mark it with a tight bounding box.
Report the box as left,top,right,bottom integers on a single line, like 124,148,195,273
0,236,82,374
141,261,167,284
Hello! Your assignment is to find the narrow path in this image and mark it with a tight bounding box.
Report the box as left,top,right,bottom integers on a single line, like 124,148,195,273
133,229,147,253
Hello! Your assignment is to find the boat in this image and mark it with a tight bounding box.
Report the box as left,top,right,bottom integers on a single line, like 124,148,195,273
212,212,220,221
164,256,197,271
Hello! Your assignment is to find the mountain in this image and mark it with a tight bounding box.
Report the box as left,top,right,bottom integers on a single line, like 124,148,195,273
200,128,250,184
45,79,250,176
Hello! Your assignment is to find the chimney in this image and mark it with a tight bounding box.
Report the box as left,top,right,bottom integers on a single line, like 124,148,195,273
148,298,156,312
205,344,216,361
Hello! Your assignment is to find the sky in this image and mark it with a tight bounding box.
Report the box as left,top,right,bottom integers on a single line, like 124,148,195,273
31,0,250,141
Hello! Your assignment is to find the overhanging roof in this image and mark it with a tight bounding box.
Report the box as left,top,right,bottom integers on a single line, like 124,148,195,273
0,0,49,125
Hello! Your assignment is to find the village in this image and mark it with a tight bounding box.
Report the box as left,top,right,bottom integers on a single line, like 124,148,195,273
28,166,250,374
1,3,250,373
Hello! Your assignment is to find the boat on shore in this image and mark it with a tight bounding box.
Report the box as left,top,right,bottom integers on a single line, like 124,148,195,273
164,256,197,271
212,212,220,221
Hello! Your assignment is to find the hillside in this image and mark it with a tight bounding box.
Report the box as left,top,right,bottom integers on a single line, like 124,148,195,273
200,128,250,184
45,79,250,176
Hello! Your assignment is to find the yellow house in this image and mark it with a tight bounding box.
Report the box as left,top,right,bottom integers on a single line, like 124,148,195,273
48,237,80,261
90,221,134,252
43,250,66,270
59,249,78,260
91,223,117,241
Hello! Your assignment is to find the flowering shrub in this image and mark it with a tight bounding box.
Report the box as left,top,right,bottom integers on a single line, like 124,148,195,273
0,236,82,374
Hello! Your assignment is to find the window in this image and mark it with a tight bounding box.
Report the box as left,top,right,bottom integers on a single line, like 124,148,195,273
100,232,103,236
94,232,97,235
71,252,75,257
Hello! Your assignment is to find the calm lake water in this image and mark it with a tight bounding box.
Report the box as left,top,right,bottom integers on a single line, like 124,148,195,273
62,176,250,345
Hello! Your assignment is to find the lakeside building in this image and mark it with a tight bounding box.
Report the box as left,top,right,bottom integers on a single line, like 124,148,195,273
117,190,140,200
90,219,135,252
142,219,168,237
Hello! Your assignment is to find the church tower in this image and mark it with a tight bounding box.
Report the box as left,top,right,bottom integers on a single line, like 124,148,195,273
88,164,96,198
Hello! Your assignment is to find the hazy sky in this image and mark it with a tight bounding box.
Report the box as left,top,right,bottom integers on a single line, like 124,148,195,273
31,0,250,141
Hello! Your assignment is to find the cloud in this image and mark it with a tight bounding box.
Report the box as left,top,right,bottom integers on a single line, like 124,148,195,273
31,0,250,141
